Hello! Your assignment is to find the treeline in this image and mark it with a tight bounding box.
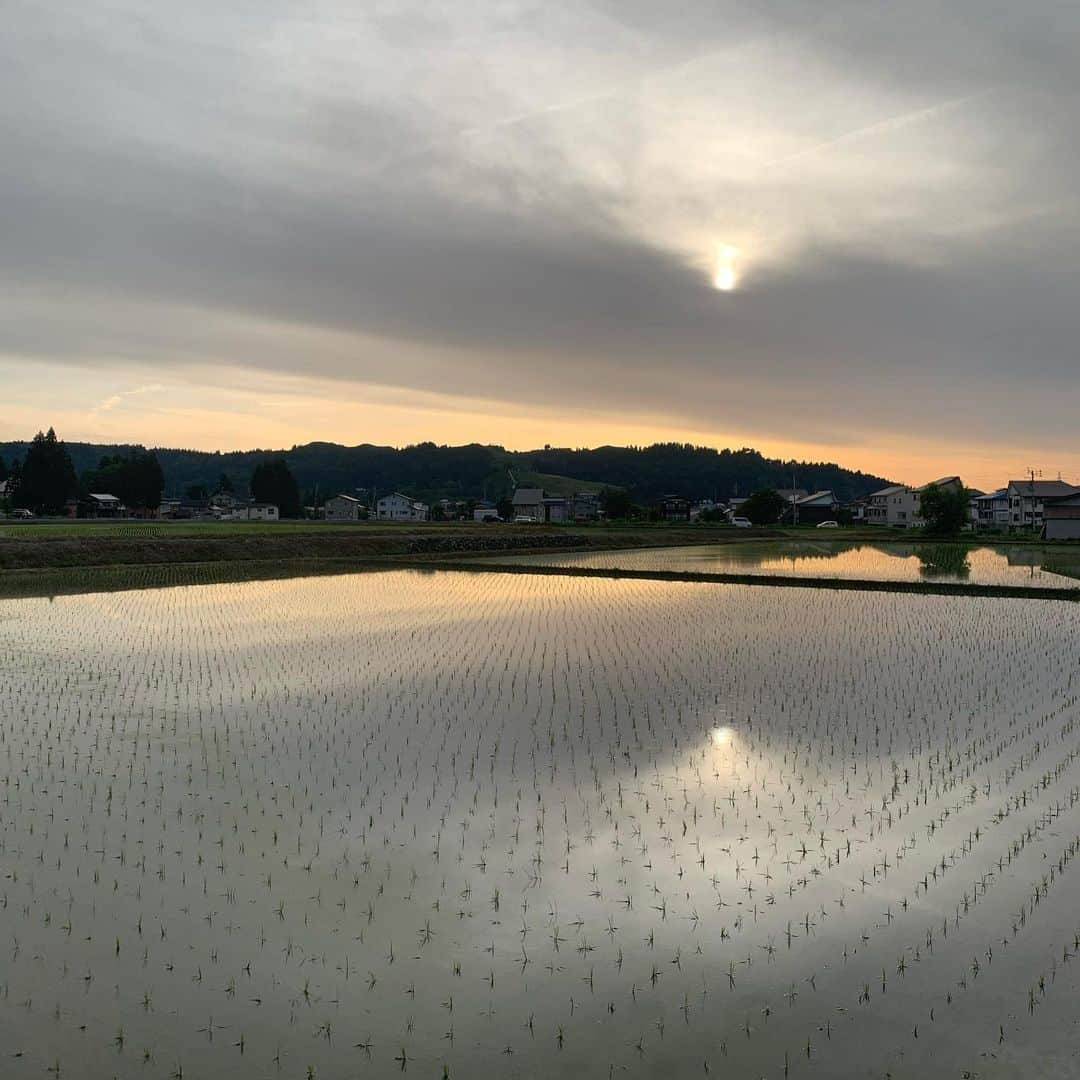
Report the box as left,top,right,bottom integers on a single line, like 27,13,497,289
515,443,890,503
0,430,166,515
0,436,892,511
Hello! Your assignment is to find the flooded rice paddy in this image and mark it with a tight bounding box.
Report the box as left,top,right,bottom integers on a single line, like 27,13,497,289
492,541,1080,589
2,569,1080,1078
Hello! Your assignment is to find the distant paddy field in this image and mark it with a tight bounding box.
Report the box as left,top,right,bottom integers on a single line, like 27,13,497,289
478,539,1080,591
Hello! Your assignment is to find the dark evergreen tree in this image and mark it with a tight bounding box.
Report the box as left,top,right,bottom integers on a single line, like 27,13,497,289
81,448,164,510
251,458,300,517
600,488,633,520
741,488,787,525
14,429,77,514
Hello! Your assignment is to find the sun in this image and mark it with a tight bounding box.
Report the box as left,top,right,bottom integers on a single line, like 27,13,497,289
713,245,739,292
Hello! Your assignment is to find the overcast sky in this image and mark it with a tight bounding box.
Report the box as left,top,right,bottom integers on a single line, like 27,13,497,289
3,1,1079,488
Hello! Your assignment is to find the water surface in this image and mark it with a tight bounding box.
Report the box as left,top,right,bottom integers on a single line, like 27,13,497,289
493,539,1080,588
1,569,1079,1078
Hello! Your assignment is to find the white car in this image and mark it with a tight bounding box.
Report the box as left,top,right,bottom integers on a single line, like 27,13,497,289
816,520,839,529
513,515,538,524
730,516,753,528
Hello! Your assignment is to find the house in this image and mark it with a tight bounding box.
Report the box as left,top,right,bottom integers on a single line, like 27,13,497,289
775,488,809,522
324,494,365,522
865,484,905,525
543,496,569,523
869,477,963,527
793,490,839,525
82,492,125,518
511,488,545,521
230,503,279,522
376,492,429,521
1042,490,1080,540
1007,479,1080,531
972,488,1010,531
657,494,691,521
571,491,601,521
473,501,501,523
847,498,869,523
209,491,237,514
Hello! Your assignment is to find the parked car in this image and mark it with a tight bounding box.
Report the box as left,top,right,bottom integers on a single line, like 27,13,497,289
816,520,839,529
513,515,538,524
10,508,33,519
731,516,753,528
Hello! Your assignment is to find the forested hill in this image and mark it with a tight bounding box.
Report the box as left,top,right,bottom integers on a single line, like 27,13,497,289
517,445,891,503
0,439,892,504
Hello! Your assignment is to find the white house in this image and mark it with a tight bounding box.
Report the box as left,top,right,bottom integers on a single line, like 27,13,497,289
973,488,1010,531
865,484,905,525
1007,479,1079,531
230,503,279,521
324,494,365,522
868,476,963,527
376,492,429,521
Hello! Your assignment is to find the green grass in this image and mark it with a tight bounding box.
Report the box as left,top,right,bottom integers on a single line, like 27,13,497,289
514,471,619,496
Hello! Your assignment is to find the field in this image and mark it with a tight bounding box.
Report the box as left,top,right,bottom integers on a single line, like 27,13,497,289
3,568,1080,1078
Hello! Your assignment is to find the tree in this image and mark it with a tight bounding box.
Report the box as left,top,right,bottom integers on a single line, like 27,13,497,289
496,496,514,521
184,484,209,502
216,473,234,494
0,454,7,482
81,449,164,511
600,488,633,520
14,428,77,514
919,483,970,535
741,488,786,525
251,457,300,517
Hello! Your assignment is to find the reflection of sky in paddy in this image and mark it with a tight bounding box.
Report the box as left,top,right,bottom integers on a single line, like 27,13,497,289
494,540,1080,588
1,570,1079,1078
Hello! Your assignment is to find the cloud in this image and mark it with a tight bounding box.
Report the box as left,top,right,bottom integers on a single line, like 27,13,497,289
2,0,1080,473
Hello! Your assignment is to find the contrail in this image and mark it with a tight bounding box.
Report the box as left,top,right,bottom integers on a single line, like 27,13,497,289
760,90,993,171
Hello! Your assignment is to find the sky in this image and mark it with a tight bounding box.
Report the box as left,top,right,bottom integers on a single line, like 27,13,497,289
3,1,1080,491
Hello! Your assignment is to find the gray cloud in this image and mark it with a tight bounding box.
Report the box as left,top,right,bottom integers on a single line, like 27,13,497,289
3,0,1080,455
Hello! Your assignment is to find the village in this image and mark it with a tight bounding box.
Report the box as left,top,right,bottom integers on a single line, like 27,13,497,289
6,472,1075,539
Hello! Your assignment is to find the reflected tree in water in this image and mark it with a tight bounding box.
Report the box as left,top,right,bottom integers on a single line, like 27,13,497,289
918,544,971,580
